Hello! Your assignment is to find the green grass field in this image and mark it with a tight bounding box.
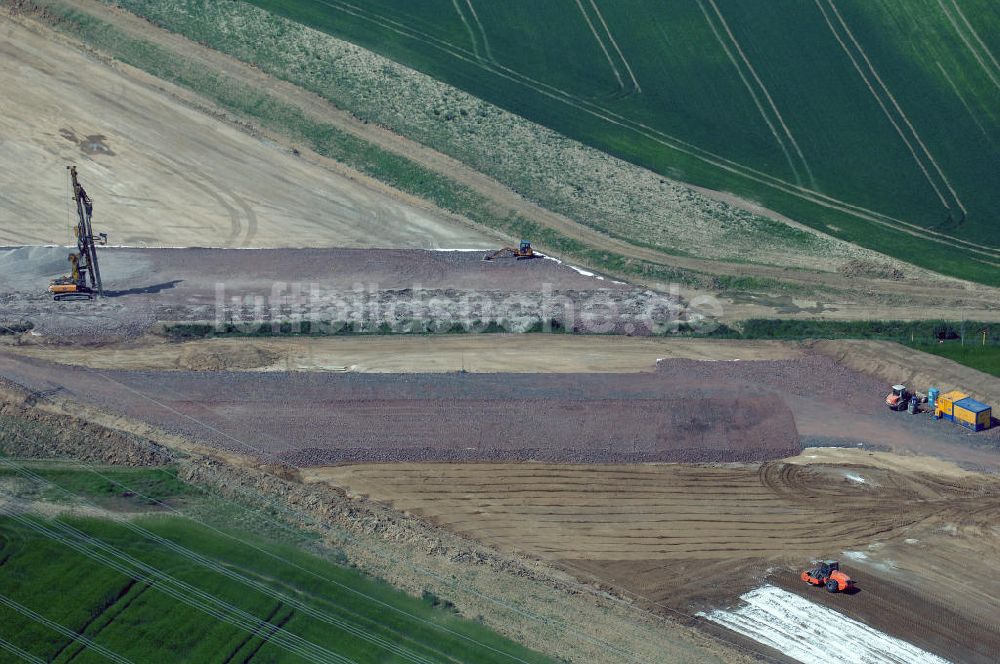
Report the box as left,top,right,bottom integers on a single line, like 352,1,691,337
910,342,1000,378
0,464,553,663
168,0,1000,283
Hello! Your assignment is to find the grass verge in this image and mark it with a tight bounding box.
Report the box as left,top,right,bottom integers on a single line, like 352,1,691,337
0,462,553,663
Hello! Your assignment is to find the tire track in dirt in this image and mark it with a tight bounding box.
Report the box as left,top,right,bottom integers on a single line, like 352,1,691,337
316,461,963,560
314,458,1000,663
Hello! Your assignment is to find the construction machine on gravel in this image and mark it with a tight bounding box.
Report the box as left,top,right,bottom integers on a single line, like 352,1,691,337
801,560,854,593
885,384,911,411
483,239,535,261
48,166,107,301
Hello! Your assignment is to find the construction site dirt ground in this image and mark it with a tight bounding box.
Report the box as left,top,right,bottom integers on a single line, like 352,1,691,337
3,339,996,467
3,5,1000,661
3,336,807,373
2,246,668,340
4,6,1000,325
0,16,494,249
2,338,999,661
311,450,1000,664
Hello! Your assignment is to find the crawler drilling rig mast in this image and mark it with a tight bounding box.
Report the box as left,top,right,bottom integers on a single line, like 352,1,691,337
48,166,107,301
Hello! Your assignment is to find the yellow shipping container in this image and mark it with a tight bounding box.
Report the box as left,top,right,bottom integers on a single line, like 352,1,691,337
935,390,967,418
954,406,977,425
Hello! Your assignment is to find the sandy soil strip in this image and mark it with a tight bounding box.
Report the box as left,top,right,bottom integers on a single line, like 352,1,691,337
7,336,805,373
699,585,950,664
0,15,492,250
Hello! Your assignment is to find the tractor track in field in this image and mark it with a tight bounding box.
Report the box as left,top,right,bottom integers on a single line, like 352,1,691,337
936,0,1000,94
572,0,627,95
821,0,966,216
698,0,812,187
299,0,1000,262
705,0,813,184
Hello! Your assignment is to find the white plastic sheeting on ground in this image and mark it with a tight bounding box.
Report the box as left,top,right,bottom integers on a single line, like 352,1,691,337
698,585,950,664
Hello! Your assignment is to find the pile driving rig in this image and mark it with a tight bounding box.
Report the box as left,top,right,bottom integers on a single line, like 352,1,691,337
49,166,107,301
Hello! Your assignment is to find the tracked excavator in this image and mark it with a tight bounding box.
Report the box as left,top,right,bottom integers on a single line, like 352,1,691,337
483,239,535,261
48,166,107,301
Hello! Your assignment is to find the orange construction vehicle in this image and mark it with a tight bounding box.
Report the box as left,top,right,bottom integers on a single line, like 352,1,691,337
885,384,910,411
483,240,535,261
801,560,853,593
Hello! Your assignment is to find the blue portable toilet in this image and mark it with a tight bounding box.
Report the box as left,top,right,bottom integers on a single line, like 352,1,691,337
927,387,939,410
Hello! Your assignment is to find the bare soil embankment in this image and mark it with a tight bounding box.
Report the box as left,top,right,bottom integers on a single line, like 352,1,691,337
813,339,1000,410
316,453,1000,664
0,14,491,249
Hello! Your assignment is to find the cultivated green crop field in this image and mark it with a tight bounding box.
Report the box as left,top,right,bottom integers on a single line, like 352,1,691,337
230,0,1000,281
0,464,552,663
912,342,1000,378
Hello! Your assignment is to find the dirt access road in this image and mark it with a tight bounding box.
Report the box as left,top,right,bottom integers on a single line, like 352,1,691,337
3,246,664,341
0,15,492,249
6,336,805,373
11,1,1000,323
4,338,997,468
313,450,1000,664
0,352,801,464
